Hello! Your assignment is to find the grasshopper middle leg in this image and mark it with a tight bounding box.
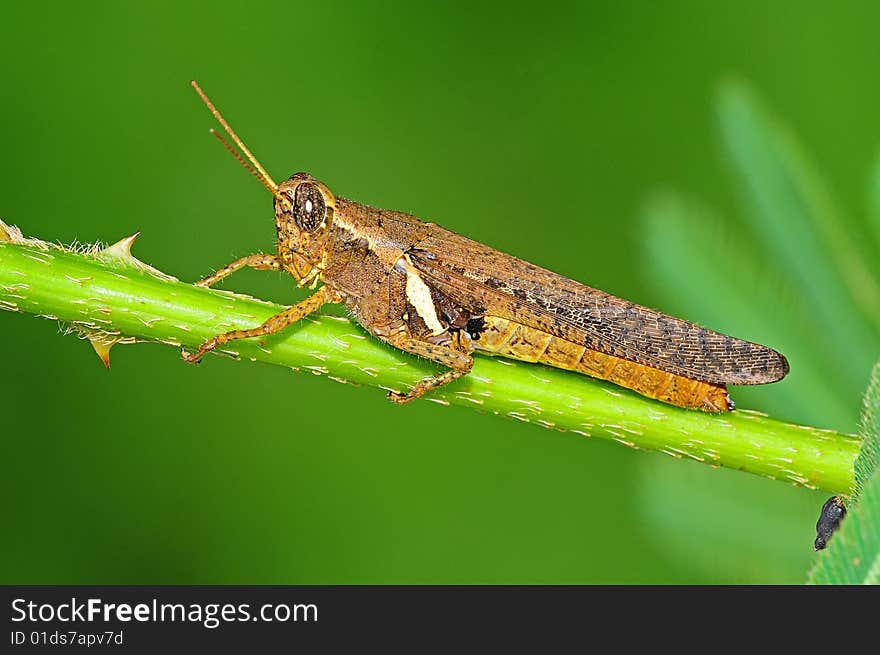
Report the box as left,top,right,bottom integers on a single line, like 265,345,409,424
384,333,474,404
182,286,331,364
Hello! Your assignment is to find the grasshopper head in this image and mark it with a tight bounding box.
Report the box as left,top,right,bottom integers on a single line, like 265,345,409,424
188,82,336,284
274,173,337,282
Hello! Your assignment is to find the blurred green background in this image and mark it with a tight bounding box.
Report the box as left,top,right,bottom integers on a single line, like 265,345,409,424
2,1,879,583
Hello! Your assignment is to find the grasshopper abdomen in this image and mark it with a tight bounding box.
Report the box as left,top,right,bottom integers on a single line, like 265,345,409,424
475,317,732,411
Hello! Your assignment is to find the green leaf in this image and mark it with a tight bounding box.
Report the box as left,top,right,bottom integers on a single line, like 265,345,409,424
718,81,880,386
807,361,880,584
870,152,880,255
855,361,880,496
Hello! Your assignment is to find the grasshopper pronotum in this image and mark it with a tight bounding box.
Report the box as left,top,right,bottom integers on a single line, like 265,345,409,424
183,81,788,412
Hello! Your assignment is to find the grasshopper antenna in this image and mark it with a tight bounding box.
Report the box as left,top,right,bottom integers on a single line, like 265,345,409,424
190,80,281,197
209,129,283,200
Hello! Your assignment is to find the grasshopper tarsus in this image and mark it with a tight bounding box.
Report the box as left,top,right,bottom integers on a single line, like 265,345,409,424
180,346,203,365
387,390,417,404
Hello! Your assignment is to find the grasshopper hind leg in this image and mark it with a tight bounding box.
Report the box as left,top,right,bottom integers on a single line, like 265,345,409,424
383,333,474,404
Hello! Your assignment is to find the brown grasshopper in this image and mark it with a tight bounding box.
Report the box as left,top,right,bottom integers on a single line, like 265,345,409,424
183,81,789,412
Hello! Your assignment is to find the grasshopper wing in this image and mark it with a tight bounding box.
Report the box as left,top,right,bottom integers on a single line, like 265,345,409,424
409,227,788,386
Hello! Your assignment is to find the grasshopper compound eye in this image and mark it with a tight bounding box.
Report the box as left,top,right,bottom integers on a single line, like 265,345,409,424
292,182,327,232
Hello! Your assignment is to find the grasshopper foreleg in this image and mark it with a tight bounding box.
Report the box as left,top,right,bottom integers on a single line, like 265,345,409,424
195,253,283,288
384,334,473,404
182,286,331,364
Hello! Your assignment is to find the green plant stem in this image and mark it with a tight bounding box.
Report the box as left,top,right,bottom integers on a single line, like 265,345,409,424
0,235,860,494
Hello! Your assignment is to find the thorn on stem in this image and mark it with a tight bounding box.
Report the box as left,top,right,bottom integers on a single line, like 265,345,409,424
89,337,116,370
100,232,141,261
